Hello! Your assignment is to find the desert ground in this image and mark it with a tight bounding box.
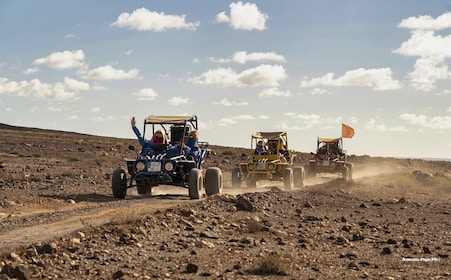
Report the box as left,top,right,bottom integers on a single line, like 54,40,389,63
0,123,450,279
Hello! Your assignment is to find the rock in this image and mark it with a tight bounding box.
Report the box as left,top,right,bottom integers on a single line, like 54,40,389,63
339,252,357,259
112,270,125,278
304,200,314,208
347,262,359,270
186,263,198,273
381,247,392,255
1,264,30,279
199,231,219,239
66,199,76,204
38,243,58,254
236,196,254,211
352,233,364,241
423,247,432,254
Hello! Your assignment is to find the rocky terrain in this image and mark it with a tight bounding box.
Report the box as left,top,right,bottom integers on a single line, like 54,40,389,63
0,123,450,279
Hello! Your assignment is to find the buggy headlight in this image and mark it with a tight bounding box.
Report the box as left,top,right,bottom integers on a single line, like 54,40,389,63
164,162,174,171
248,163,255,171
268,163,276,171
136,161,145,171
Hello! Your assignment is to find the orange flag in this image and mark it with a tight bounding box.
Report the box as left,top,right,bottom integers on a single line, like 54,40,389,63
342,123,355,138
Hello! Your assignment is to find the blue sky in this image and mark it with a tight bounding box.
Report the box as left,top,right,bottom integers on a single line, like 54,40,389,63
1,1,450,158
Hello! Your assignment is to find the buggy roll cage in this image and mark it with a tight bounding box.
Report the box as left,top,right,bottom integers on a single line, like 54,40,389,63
141,115,199,145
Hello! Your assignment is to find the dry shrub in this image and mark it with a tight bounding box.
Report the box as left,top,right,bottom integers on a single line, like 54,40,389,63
255,253,288,275
67,156,80,162
27,174,43,182
246,218,263,233
115,141,125,148
75,139,86,145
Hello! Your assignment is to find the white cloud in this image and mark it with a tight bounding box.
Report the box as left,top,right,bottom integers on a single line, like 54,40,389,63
447,106,451,112
217,117,238,126
212,98,248,106
189,64,286,87
232,51,285,64
83,65,141,80
285,113,321,126
47,106,62,112
259,115,269,119
364,118,407,131
111,7,199,31
90,107,101,112
125,50,132,56
394,12,451,91
209,51,286,64
23,67,39,75
310,88,329,95
67,115,79,120
63,77,89,91
93,115,115,122
208,57,231,64
168,96,189,106
214,114,259,127
283,113,346,130
234,114,255,120
259,87,291,97
399,113,451,130
277,121,312,130
437,89,451,96
300,68,402,91
0,77,82,101
33,50,85,70
398,12,451,30
215,2,268,31
133,88,158,101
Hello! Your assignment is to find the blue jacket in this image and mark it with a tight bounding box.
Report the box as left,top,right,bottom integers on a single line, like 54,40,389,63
133,126,165,155
166,138,201,160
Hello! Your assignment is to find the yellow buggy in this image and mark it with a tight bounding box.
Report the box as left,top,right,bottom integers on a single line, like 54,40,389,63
305,137,353,181
232,132,304,189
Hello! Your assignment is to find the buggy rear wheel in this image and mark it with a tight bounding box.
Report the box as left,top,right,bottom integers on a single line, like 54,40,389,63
341,166,349,182
205,167,223,196
231,167,241,188
346,163,353,181
112,168,127,199
284,168,293,189
188,168,203,199
293,166,305,188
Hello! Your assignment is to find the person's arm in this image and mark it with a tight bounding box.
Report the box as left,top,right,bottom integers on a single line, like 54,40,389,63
132,126,146,147
184,145,201,158
131,119,152,149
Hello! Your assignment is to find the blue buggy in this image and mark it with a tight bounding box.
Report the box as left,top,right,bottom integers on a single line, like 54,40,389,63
112,115,223,199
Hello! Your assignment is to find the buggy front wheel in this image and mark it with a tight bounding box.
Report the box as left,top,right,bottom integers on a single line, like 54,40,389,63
284,168,293,189
112,168,127,199
293,166,305,188
205,167,223,196
188,168,204,199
